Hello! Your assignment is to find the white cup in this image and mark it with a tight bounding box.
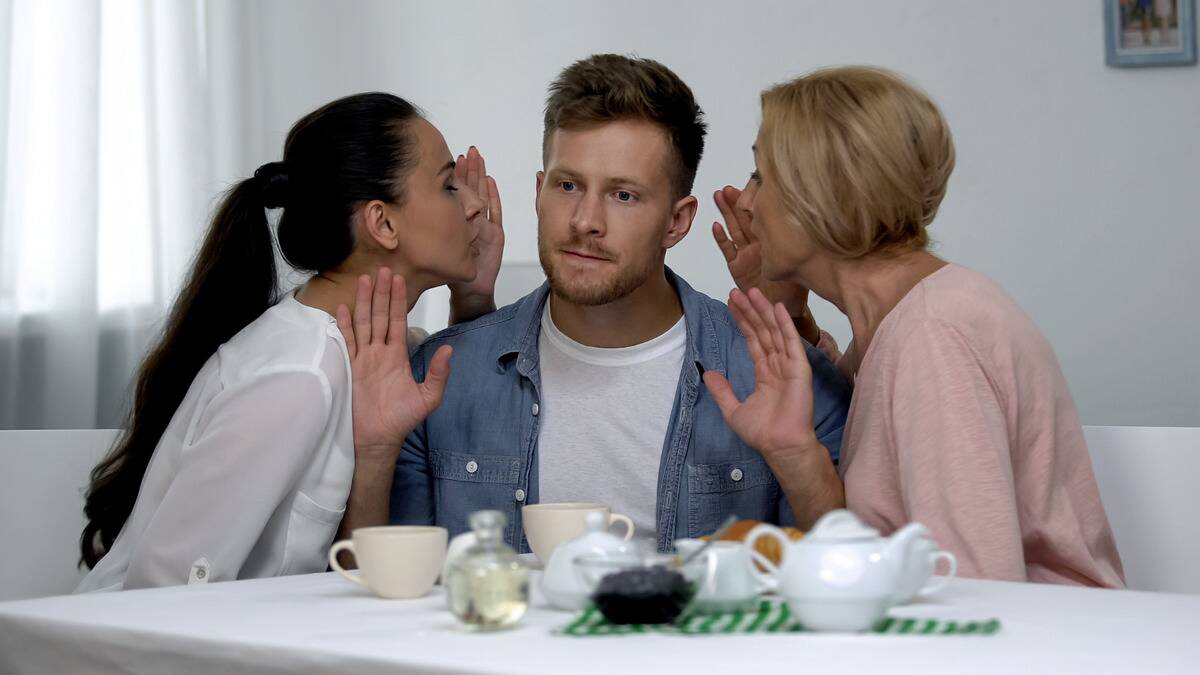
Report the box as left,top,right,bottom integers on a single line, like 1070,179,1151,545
328,526,448,599
674,539,777,612
521,503,634,563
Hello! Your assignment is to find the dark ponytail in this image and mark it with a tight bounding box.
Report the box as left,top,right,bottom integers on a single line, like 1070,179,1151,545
81,93,422,568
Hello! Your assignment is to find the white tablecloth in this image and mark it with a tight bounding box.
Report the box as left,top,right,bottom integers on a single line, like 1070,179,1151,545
0,571,1196,674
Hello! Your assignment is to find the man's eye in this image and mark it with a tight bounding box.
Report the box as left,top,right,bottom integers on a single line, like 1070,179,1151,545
560,181,576,192
615,191,634,202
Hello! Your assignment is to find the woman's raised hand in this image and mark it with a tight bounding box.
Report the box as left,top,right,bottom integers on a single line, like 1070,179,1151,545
449,146,504,310
711,183,817,342
702,288,818,457
336,267,452,458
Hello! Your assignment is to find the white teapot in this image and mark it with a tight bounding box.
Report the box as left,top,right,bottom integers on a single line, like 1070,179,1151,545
745,509,956,632
540,511,631,611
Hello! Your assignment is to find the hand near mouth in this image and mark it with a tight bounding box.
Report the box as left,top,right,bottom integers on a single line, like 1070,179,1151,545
448,146,503,323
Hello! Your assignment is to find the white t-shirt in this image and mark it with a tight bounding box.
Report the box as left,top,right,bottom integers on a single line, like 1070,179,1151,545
536,302,687,547
77,292,357,592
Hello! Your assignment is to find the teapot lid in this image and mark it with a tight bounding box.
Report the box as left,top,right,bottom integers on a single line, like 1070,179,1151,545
807,509,881,541
549,512,626,561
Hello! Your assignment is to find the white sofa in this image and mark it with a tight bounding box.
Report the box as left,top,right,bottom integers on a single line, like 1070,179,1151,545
0,429,118,600
1084,425,1199,594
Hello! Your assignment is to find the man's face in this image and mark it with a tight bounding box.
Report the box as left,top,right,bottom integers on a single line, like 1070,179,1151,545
536,119,692,306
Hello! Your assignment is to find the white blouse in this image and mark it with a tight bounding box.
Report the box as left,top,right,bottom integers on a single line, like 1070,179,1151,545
78,293,357,592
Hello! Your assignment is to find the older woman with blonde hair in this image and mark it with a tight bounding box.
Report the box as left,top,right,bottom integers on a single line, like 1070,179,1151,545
705,66,1124,587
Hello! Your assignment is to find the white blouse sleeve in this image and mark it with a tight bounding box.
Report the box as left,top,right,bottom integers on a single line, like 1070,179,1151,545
123,368,334,589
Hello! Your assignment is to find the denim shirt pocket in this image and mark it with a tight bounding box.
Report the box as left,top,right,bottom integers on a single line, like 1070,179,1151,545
686,455,780,537
430,449,524,544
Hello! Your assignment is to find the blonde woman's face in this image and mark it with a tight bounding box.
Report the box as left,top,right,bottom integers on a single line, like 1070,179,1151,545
740,127,814,281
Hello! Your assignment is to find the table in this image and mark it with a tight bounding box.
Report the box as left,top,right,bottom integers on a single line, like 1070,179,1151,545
1,572,1197,674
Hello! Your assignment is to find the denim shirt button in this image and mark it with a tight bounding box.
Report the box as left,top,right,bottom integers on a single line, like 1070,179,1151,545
514,488,527,502
466,460,479,474
531,403,540,416
730,468,744,482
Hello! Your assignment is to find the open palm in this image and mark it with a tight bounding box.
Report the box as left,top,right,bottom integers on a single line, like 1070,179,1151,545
703,288,818,455
336,268,452,453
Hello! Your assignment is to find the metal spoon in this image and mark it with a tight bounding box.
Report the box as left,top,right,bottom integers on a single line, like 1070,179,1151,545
675,514,739,568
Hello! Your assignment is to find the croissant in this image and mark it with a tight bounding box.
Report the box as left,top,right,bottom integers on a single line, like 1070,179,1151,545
701,520,804,568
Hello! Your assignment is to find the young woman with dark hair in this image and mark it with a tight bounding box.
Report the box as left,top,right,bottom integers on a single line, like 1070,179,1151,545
77,92,503,591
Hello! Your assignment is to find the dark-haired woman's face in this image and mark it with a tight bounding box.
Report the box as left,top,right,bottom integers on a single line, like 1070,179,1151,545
390,118,483,284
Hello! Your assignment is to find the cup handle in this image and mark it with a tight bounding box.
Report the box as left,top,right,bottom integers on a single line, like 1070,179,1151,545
919,550,957,595
743,523,785,584
328,540,367,588
608,513,635,541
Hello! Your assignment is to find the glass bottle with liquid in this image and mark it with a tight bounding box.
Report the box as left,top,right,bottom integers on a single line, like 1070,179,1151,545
445,510,529,631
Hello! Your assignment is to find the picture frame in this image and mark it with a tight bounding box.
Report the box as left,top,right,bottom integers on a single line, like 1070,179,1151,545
1105,0,1197,66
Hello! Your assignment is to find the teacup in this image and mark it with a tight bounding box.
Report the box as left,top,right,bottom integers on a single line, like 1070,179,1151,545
674,539,776,613
328,526,447,599
522,503,634,563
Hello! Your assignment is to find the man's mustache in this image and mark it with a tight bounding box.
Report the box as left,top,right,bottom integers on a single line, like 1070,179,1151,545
557,237,616,261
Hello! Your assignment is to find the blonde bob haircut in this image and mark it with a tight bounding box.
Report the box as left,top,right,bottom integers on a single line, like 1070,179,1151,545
758,66,955,258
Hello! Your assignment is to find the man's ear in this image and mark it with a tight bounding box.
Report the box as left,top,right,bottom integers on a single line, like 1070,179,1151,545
663,195,698,250
360,199,399,251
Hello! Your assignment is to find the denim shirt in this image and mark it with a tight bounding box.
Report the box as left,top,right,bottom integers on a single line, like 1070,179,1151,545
391,268,851,552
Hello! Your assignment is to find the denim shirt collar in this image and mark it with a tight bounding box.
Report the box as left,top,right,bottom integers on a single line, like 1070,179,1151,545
491,266,727,377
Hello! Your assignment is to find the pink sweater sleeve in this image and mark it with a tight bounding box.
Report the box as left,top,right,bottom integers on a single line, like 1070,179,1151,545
887,318,1028,581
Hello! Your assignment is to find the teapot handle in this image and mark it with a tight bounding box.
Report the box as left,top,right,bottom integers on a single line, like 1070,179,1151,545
918,550,958,595
743,523,787,584
746,549,779,593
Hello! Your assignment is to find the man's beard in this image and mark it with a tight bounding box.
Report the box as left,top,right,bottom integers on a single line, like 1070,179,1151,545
537,231,656,307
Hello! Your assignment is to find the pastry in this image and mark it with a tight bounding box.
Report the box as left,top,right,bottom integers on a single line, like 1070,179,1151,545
701,520,804,568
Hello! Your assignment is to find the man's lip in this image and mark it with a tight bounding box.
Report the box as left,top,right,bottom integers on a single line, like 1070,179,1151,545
561,249,609,262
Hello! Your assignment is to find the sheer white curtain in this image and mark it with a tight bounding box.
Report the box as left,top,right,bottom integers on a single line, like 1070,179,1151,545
0,0,259,429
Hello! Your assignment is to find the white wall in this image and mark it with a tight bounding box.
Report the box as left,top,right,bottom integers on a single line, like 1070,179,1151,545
244,0,1200,427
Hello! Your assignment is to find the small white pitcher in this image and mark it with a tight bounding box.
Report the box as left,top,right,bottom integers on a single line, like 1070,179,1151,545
674,538,777,613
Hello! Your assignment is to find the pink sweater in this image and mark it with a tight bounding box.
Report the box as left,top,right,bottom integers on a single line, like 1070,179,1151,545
826,265,1124,587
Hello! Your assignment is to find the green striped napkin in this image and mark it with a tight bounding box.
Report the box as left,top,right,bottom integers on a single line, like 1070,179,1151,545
560,599,1000,636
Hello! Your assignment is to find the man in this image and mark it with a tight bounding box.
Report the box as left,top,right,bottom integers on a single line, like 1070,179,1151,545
350,54,851,553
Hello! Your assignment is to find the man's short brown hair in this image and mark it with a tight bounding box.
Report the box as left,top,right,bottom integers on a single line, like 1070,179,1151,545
543,54,707,199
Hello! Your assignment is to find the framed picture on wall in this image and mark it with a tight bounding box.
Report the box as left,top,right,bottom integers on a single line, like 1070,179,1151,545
1105,0,1197,66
